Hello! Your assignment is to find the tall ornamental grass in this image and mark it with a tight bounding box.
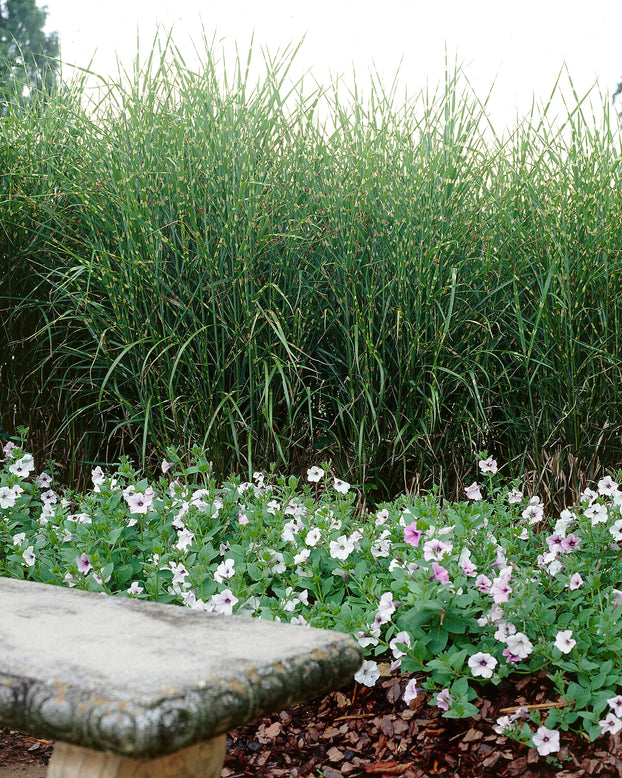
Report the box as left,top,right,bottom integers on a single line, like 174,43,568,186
2,38,622,500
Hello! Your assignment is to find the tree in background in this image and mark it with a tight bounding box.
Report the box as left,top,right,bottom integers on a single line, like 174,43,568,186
0,0,59,108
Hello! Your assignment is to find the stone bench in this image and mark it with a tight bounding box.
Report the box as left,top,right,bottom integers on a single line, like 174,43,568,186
0,577,363,777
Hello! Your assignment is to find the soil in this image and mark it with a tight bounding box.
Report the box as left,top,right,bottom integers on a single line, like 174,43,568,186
1,671,621,777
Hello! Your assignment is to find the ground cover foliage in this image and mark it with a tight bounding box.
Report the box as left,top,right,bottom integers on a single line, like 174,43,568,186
2,435,622,768
2,38,622,499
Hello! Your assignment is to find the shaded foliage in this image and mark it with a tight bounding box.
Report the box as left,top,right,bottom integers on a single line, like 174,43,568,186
0,0,59,111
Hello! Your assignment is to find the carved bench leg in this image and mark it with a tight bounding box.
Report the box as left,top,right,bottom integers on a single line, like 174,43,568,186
47,735,227,778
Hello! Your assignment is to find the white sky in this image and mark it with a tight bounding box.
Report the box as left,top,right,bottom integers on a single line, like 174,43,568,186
44,0,622,133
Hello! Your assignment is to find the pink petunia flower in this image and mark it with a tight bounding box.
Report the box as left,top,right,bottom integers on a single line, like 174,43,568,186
502,647,521,664
435,688,454,711
423,538,453,561
475,574,492,593
560,533,581,553
403,523,422,547
490,574,513,604
460,558,478,577
76,553,92,574
430,562,450,585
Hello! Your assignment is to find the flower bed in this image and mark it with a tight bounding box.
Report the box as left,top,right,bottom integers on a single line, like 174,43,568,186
1,431,621,763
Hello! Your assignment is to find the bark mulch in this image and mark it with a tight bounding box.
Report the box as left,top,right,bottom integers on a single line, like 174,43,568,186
2,671,622,777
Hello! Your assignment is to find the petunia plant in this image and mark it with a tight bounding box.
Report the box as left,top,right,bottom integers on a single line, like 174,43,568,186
1,433,622,763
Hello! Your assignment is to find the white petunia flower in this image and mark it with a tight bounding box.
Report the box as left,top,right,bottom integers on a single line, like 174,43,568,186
389,631,412,659
214,558,235,583
465,482,482,500
210,589,238,615
532,726,560,756
468,652,497,678
0,486,18,509
268,551,286,574
403,678,420,704
91,466,106,488
554,629,576,654
354,660,380,687
522,498,544,524
507,488,523,504
607,695,622,717
598,476,619,496
329,535,355,560
281,520,300,543
22,546,36,567
478,457,498,474
9,454,35,478
609,520,622,542
37,472,52,488
585,502,608,525
494,621,517,643
307,466,325,482
376,592,397,624
505,632,534,659
333,477,350,494
375,508,389,525
581,487,598,504
305,527,322,546
371,529,392,558
600,712,622,735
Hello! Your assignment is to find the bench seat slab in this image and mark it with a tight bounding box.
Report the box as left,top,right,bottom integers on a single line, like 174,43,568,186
0,577,363,759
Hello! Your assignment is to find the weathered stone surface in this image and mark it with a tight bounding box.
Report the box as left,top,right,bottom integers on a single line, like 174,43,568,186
0,577,363,758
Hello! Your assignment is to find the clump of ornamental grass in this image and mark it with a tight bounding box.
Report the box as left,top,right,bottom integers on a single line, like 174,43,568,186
2,430,622,763
2,36,622,501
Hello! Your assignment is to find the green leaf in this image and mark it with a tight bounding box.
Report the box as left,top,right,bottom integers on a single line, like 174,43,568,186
107,526,125,544
101,562,115,581
579,657,600,673
248,563,266,582
448,648,468,672
567,681,591,709
451,675,470,697
441,611,467,634
444,701,479,719
400,602,444,631
428,627,449,654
